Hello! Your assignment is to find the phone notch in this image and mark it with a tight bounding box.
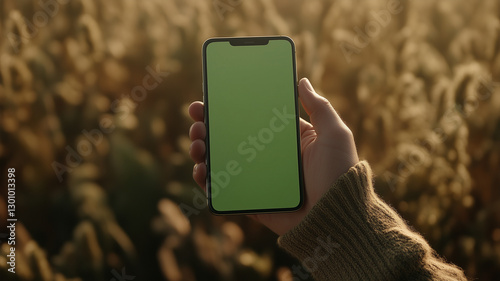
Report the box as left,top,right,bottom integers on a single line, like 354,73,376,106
229,37,269,46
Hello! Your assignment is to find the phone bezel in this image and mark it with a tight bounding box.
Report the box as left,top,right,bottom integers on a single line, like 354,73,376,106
202,36,304,215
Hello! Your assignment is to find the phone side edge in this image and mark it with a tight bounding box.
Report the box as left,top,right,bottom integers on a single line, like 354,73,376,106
202,38,212,213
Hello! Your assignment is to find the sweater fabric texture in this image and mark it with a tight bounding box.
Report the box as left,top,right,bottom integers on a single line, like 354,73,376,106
278,161,467,281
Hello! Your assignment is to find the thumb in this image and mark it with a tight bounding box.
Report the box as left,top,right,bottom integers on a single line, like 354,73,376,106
298,78,343,135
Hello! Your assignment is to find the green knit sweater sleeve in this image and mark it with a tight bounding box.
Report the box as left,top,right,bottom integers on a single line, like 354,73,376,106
278,161,467,281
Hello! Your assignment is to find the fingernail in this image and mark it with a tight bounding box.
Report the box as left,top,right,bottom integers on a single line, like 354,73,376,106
193,164,198,173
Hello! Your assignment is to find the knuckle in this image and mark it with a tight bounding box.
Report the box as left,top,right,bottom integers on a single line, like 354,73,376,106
338,125,354,140
342,125,354,138
317,95,331,107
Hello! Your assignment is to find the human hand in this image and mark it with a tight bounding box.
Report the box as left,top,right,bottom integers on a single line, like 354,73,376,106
188,78,359,235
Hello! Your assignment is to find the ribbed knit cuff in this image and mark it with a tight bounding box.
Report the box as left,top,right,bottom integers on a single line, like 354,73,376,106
278,161,466,281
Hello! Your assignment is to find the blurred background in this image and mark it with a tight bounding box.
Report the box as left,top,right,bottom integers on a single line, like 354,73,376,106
1,0,499,280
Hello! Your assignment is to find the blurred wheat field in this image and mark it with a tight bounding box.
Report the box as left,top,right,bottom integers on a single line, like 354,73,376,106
0,0,499,280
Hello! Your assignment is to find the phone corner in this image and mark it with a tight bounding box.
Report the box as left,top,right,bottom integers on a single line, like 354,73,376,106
279,35,293,41
202,37,216,53
207,199,224,215
291,196,304,212
279,35,295,47
289,182,305,212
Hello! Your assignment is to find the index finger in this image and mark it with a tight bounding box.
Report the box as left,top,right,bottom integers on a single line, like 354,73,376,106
188,101,204,122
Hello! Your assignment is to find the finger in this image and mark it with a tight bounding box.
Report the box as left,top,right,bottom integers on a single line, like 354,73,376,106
189,121,206,141
247,214,259,222
189,139,206,163
298,78,344,135
189,101,204,122
193,163,207,191
299,117,313,136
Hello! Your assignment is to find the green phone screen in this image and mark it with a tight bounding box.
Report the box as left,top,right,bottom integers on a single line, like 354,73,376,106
203,36,303,214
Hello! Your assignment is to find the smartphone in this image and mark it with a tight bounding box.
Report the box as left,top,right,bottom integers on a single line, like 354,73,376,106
202,36,303,214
